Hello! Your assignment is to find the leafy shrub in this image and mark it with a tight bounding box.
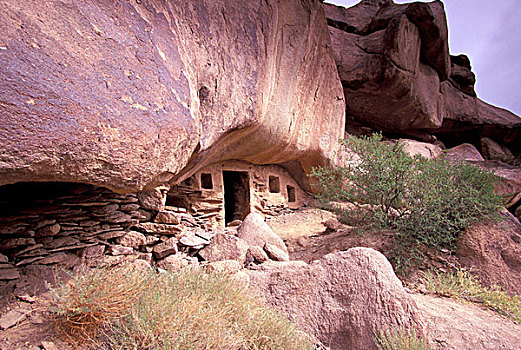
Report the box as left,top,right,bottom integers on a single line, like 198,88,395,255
311,134,502,270
49,265,313,349
374,327,431,350
422,268,521,323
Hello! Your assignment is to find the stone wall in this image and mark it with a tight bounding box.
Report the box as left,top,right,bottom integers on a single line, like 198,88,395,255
0,161,307,285
168,160,309,228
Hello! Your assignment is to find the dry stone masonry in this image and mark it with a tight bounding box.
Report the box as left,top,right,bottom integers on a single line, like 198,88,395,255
0,161,303,286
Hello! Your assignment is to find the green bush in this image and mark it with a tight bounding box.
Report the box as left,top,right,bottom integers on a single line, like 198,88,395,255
311,134,502,269
49,266,313,349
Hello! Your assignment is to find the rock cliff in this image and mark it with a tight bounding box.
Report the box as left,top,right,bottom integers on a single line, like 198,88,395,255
0,0,344,192
325,0,521,156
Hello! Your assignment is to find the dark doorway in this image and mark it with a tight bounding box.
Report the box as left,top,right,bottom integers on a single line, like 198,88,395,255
222,171,250,225
286,185,296,203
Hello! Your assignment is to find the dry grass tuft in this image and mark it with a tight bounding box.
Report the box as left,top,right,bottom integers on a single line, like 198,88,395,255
49,265,313,349
374,327,431,350
48,265,149,343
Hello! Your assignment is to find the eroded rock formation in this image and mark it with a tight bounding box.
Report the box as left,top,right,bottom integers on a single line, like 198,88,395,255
456,212,521,295
0,0,344,192
248,247,425,350
325,0,521,157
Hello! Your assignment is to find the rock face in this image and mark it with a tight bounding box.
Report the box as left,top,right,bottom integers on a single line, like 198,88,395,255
0,0,344,192
247,248,424,350
456,212,521,295
237,213,289,261
469,161,521,208
325,0,521,156
325,0,449,132
412,294,521,350
443,143,485,162
400,139,442,159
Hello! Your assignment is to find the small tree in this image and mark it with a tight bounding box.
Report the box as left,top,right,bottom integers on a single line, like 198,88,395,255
311,134,502,269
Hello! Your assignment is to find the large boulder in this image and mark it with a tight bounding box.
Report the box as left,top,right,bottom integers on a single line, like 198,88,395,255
237,212,289,261
400,139,442,159
247,248,425,350
443,143,484,162
438,83,521,156
325,0,448,133
324,1,521,156
480,137,515,163
469,160,521,208
413,294,521,350
198,232,249,264
0,0,344,192
456,212,521,295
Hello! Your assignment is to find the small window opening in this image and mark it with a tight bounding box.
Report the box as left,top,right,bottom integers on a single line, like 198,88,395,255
200,173,213,189
165,195,189,210
269,176,280,193
286,185,296,203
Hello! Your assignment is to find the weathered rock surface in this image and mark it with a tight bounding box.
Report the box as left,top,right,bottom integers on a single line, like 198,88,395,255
152,237,178,260
480,137,515,163
456,213,521,295
400,139,442,159
263,242,289,262
438,83,521,156
0,0,344,192
469,161,521,208
267,208,336,241
443,143,484,162
325,0,448,133
198,232,248,264
237,213,289,260
247,248,424,350
246,246,269,264
325,1,521,156
449,54,475,96
0,308,28,330
413,294,521,350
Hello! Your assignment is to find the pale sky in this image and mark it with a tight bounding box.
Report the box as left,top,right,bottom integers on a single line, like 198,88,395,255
324,0,521,116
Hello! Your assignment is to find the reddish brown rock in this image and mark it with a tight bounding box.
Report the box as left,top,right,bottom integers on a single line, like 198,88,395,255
0,0,344,192
325,1,521,156
469,160,521,208
0,268,20,280
115,231,147,248
246,246,269,264
325,0,448,133
263,242,289,262
198,232,248,264
438,84,521,156
456,213,521,295
449,54,476,96
154,210,181,225
480,137,515,163
131,222,181,236
138,188,168,212
156,253,198,272
35,223,61,238
413,294,521,350
152,237,178,260
444,143,484,162
248,248,424,350
237,213,289,257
